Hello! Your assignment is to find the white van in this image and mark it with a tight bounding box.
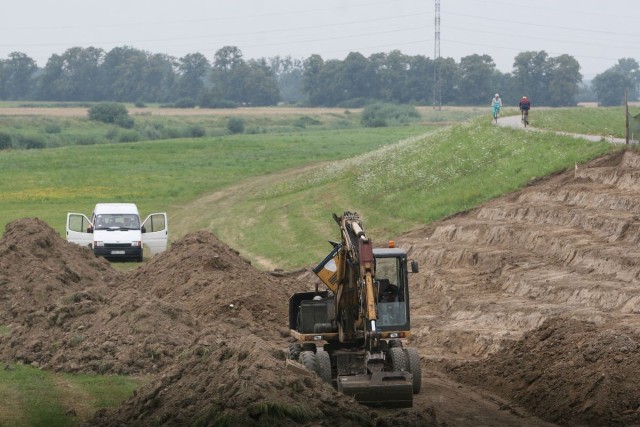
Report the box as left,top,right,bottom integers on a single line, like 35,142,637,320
66,203,168,262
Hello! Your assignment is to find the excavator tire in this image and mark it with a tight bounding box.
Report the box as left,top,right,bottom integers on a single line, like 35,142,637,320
389,339,403,349
315,350,332,384
299,350,319,374
388,347,407,371
404,347,422,394
288,343,302,361
302,342,317,352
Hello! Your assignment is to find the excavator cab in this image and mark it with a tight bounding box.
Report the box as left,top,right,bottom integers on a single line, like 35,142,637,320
288,214,421,408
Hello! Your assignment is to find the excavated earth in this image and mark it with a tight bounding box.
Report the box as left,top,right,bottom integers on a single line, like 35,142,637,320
2,148,640,426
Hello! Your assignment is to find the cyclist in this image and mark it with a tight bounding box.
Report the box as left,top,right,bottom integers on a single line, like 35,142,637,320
491,93,502,121
519,96,531,125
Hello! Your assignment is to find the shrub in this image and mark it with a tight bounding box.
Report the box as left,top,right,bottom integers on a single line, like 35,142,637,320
174,98,197,109
0,132,12,150
89,103,134,128
188,125,206,138
114,115,135,129
117,130,140,143
294,116,322,128
44,123,62,134
227,117,245,134
16,135,46,149
361,103,420,128
199,93,238,109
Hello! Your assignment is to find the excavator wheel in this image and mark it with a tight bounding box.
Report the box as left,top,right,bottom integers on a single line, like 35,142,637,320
388,339,403,349
288,343,302,361
404,347,422,394
299,350,319,374
388,347,407,371
302,342,317,352
315,350,332,384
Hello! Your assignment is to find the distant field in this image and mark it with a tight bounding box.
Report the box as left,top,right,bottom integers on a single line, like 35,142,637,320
0,106,358,117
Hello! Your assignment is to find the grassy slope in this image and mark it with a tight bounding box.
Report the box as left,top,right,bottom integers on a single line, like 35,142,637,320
193,118,616,269
527,106,640,139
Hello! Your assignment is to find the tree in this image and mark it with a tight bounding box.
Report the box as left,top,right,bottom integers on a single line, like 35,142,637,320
243,59,280,106
302,54,325,106
592,69,631,106
97,47,174,103
612,58,640,101
340,51,376,101
211,46,247,103
512,51,551,105
0,52,38,100
176,53,210,99
269,55,304,104
405,55,432,104
457,54,496,105
100,46,148,102
546,54,582,106
41,47,104,101
436,57,459,105
371,50,408,103
592,59,640,106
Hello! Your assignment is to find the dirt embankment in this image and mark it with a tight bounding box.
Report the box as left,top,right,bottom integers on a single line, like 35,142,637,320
399,149,640,425
3,149,640,426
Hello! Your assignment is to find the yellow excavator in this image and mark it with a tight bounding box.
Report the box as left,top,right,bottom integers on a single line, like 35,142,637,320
287,212,421,407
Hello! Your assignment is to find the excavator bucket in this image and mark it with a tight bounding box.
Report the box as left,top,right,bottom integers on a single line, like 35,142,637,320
337,371,414,408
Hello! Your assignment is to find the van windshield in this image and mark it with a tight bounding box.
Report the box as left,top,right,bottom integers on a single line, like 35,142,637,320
94,214,140,230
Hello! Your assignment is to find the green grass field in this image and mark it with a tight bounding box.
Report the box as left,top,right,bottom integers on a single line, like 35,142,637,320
0,364,147,427
0,105,629,425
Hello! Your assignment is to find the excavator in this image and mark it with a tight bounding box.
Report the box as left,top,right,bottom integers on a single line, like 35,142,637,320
287,212,421,407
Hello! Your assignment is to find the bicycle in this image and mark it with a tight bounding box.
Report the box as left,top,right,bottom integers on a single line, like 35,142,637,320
492,105,500,124
521,109,529,127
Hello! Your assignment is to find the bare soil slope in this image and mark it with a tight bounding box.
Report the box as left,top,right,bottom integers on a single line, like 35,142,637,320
2,149,640,426
398,149,640,425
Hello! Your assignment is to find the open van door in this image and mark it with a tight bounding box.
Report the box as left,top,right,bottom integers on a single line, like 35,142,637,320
142,212,168,256
66,213,93,248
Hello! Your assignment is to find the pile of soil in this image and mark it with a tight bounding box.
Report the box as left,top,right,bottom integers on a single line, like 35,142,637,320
446,317,640,426
0,218,437,426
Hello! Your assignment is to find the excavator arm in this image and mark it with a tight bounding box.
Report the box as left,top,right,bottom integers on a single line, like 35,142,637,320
329,212,379,344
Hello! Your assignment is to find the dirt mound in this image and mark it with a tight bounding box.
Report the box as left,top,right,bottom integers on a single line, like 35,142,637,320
0,218,122,370
1,219,436,426
0,221,304,375
126,230,304,339
446,317,640,426
87,324,381,427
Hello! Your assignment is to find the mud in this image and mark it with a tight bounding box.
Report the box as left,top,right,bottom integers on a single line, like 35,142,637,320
2,149,640,426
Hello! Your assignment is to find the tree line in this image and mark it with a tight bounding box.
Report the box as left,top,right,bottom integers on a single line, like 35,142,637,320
0,45,638,107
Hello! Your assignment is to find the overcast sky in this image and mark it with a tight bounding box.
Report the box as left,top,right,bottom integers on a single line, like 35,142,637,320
2,0,638,79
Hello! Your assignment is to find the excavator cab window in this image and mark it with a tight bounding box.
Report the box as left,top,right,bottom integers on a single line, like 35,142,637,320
375,256,408,328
